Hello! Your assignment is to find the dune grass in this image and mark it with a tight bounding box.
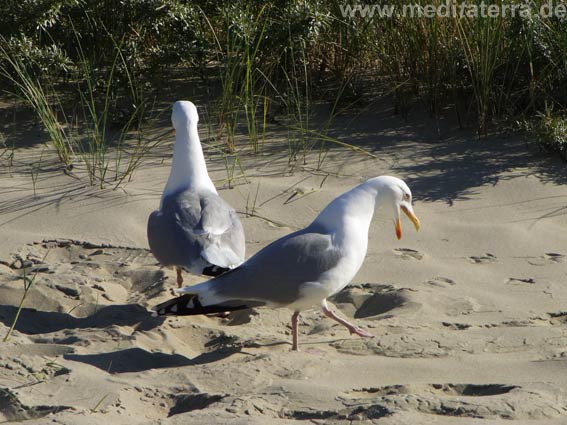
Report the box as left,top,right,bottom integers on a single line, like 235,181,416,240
3,252,48,343
0,39,75,169
0,0,566,181
0,26,155,189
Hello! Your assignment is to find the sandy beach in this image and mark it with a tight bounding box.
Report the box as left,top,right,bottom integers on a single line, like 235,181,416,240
1,106,567,424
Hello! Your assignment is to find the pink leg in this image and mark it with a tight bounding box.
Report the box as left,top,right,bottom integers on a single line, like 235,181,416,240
291,311,300,351
322,303,373,338
176,268,183,288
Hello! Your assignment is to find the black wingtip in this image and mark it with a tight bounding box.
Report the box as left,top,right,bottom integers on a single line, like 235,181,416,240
152,294,248,316
152,294,192,315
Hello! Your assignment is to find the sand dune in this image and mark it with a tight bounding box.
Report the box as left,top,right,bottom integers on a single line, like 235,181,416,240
1,109,566,424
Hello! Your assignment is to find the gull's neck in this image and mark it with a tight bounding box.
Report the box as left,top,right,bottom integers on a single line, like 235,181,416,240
313,181,378,242
161,124,217,206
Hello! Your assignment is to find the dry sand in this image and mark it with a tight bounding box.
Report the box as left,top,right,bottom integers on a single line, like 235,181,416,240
1,107,566,424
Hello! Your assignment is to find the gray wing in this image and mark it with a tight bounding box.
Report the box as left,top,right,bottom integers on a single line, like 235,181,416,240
206,224,341,306
198,193,245,267
147,189,245,272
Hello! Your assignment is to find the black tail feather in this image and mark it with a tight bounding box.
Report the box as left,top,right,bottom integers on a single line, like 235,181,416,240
202,265,230,277
152,294,249,316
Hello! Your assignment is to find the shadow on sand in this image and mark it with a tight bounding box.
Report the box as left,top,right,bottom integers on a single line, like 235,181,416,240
0,303,164,334
63,346,241,373
325,105,567,204
0,302,243,372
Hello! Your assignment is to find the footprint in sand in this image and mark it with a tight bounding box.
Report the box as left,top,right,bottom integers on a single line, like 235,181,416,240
506,277,536,285
339,383,565,421
330,284,413,319
0,388,72,422
468,253,497,264
425,277,456,288
528,253,565,266
545,253,565,263
548,312,567,326
345,383,517,399
394,248,424,260
1,240,166,317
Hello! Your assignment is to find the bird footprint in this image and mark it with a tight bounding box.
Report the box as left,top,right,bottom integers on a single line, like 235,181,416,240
394,248,423,260
425,277,456,288
469,253,497,264
507,277,535,285
528,253,565,266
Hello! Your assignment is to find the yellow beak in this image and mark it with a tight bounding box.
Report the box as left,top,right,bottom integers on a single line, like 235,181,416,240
395,205,421,239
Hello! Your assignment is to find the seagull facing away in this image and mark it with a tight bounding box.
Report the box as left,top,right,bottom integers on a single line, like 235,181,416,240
153,176,420,350
147,101,245,288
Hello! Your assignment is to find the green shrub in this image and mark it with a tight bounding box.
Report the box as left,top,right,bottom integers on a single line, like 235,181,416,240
524,109,567,160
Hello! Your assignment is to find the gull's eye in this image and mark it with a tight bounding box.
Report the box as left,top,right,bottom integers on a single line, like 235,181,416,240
403,193,410,202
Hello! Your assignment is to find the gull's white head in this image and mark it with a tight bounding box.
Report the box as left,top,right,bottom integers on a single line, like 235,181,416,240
172,100,199,130
372,176,420,240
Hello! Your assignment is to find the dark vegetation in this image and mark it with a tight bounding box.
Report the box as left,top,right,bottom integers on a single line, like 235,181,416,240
0,0,565,186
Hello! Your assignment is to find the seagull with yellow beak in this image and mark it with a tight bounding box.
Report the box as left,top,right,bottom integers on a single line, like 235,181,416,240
154,176,420,351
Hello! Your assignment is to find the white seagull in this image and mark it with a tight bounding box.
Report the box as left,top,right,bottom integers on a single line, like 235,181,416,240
153,176,420,350
147,101,245,288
